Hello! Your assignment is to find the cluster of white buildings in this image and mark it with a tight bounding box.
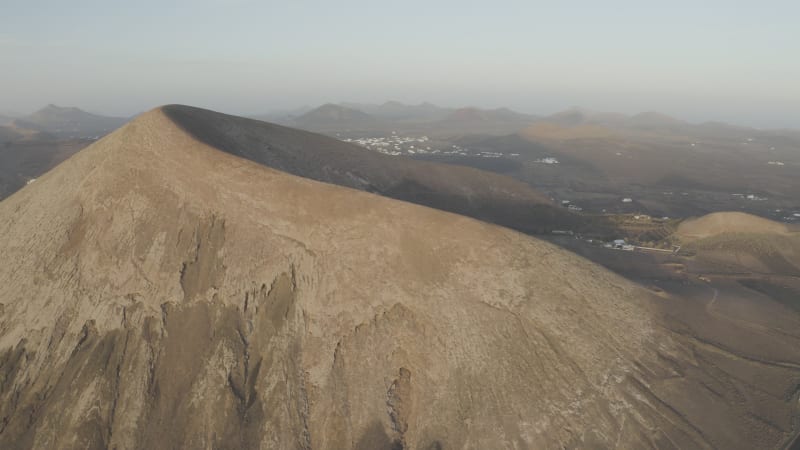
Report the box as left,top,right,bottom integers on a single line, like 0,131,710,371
779,212,800,222
767,161,785,166
534,157,559,164
559,200,583,212
343,135,530,160
343,135,435,156
606,239,635,251
476,151,504,158
732,193,768,201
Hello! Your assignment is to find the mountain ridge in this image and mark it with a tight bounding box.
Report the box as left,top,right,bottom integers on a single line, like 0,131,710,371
0,105,798,449
162,104,580,234
12,104,128,138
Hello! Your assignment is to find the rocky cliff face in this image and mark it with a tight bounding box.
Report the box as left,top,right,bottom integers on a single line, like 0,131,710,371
0,107,797,449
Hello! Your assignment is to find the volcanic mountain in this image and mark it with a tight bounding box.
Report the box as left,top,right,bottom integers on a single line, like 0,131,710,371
340,101,452,122
0,105,575,232
286,102,538,136
0,106,798,449
677,211,798,239
676,212,800,276
13,104,128,138
371,101,450,121
431,107,537,136
289,103,381,132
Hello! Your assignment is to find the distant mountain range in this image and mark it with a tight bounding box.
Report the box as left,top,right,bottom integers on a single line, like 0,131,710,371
9,102,791,141
0,104,126,199
261,101,540,136
255,101,800,138
340,100,452,121
290,103,381,132
540,107,764,136
6,104,129,139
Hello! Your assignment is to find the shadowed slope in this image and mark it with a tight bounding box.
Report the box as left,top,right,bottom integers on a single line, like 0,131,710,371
0,140,90,198
0,107,798,449
162,104,581,234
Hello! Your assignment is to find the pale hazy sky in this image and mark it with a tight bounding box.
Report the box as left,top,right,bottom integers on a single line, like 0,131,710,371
2,0,798,127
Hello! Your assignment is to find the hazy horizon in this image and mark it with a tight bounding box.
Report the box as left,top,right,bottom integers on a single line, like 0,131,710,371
2,0,798,128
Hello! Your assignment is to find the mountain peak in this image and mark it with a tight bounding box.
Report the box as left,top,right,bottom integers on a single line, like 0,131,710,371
39,104,83,114
293,103,377,130
0,104,670,449
0,104,796,449
17,104,128,138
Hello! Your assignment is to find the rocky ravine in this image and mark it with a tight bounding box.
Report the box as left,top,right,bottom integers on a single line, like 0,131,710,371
0,107,798,449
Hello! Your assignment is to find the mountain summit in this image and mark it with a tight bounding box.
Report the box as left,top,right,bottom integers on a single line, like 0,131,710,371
12,104,127,138
291,103,379,131
0,106,797,449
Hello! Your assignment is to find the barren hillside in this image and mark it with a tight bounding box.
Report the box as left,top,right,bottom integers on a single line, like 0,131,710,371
0,107,797,449
677,212,798,240
676,212,800,276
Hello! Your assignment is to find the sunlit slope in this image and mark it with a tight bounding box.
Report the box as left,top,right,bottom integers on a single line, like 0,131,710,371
0,107,797,449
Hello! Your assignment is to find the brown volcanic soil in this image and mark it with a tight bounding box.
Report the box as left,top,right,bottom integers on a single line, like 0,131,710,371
676,213,800,276
0,106,798,449
546,235,800,450
677,212,798,240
